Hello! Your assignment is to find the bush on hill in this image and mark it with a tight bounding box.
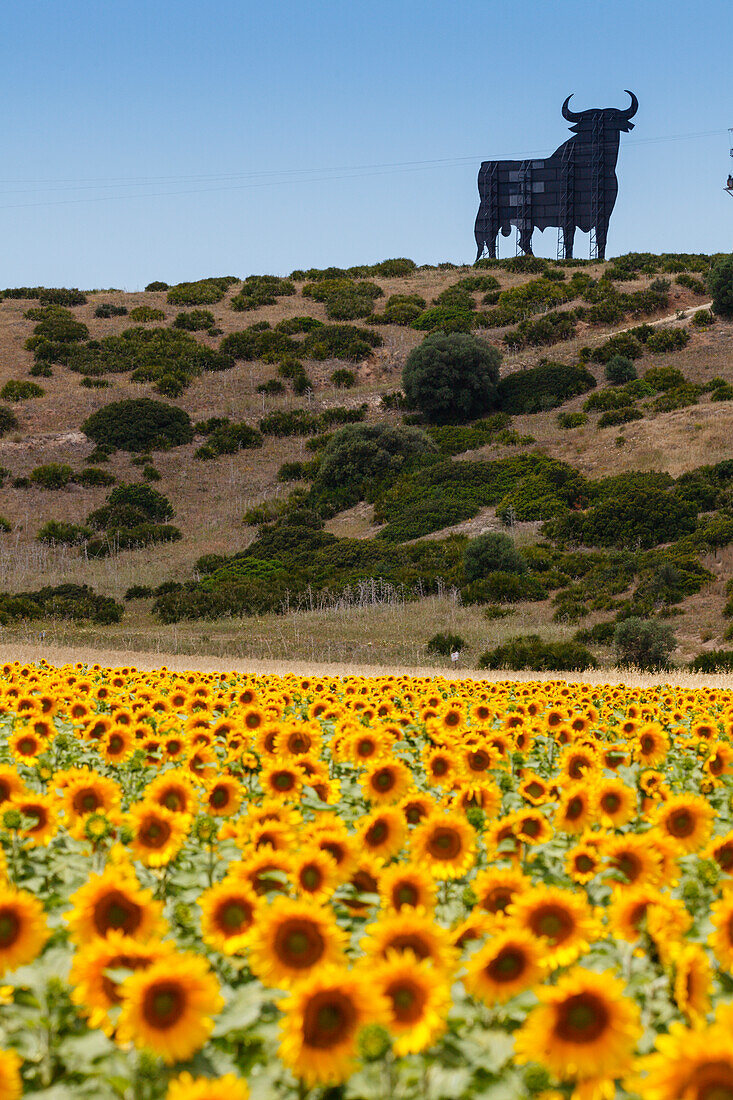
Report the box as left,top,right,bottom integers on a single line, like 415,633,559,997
497,361,595,414
166,278,236,306
463,531,526,581
477,634,598,671
613,616,676,670
82,398,193,452
708,254,733,317
403,333,501,425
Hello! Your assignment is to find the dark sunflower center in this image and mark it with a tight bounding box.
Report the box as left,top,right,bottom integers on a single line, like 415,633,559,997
394,883,419,908
615,852,641,882
245,713,262,730
487,947,525,982
387,934,430,960
405,804,426,824
468,751,490,771
17,738,36,755
275,919,325,969
556,993,609,1043
217,900,252,933
366,821,389,846
0,909,19,948
273,772,295,791
108,736,124,754
163,791,183,811
357,740,376,758
431,759,449,777
530,904,573,944
94,892,142,936
388,979,426,1023
140,817,171,849
143,982,185,1029
102,954,148,1004
301,866,322,891
526,782,544,798
289,735,310,754
566,797,584,821
73,789,101,815
210,787,229,808
521,819,541,838
428,827,461,860
601,793,621,813
484,887,513,913
716,844,733,871
303,991,355,1049
575,854,595,874
641,736,655,753
669,810,694,838
690,1062,733,1100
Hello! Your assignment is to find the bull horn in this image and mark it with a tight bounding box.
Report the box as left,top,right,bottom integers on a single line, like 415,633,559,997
562,94,582,122
620,90,638,120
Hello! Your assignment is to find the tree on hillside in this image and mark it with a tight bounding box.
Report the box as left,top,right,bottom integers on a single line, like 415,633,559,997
613,617,676,670
463,531,526,582
402,332,501,424
708,255,733,318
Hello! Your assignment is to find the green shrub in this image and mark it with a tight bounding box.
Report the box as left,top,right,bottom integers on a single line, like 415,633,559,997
194,421,262,459
29,464,74,490
275,316,324,335
692,308,714,327
125,585,154,599
676,274,707,294
464,531,525,581
477,634,598,671
256,379,285,395
0,407,18,436
689,650,733,672
220,328,297,363
0,582,122,624
597,408,644,428
30,363,53,377
711,381,733,401
549,482,697,549
76,467,116,487
426,632,465,657
425,414,512,455
302,324,382,362
653,385,700,413
709,255,733,317
497,361,595,415
80,378,109,389
94,303,128,318
166,278,234,306
643,366,686,391
403,333,501,425
37,521,91,545
557,411,588,429
462,571,546,604
145,281,169,292
38,288,87,307
331,368,356,388
645,328,690,353
231,275,297,311
25,306,89,346
172,310,215,331
128,306,165,322
82,398,193,452
613,616,676,669
605,355,637,385
278,461,310,482
142,465,161,481
502,311,576,349
589,333,643,364
378,294,426,325
0,380,43,401
411,306,474,333
88,482,175,529
259,410,321,437
584,388,635,412
86,524,182,557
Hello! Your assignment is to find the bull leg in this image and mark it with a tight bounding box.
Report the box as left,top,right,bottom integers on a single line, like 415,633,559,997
562,223,575,259
518,222,534,255
595,218,609,260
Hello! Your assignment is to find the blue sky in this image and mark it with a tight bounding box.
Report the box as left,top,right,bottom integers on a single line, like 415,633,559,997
0,0,730,288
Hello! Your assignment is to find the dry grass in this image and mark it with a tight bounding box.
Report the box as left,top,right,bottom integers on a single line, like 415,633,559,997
0,266,727,664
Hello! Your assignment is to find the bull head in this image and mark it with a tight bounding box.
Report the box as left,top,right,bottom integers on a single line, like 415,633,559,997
562,90,638,132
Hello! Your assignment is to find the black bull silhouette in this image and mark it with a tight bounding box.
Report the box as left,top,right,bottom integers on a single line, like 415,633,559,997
474,91,638,261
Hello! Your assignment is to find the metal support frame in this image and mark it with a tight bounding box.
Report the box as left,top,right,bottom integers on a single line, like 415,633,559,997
515,160,532,255
556,142,574,260
589,114,605,259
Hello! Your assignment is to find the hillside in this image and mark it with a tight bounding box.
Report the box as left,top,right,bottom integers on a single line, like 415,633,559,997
0,253,730,670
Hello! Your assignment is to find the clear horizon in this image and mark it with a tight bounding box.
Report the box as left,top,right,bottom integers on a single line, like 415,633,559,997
1,0,730,289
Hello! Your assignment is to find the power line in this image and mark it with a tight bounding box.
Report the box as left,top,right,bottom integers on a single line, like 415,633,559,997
0,127,725,212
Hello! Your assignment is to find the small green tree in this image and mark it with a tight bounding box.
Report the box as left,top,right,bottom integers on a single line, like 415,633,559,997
402,333,501,424
605,355,637,385
463,531,525,582
613,616,676,670
709,254,733,318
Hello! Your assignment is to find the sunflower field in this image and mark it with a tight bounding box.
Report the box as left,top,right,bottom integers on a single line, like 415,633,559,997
0,662,730,1099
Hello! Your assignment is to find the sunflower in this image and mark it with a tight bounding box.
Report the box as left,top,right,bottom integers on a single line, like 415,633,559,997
565,843,602,885
69,931,172,1032
248,896,346,988
0,1050,21,1100
554,782,595,835
203,777,242,817
61,773,122,831
704,740,733,781
458,741,498,780
514,967,641,1085
633,1005,733,1100
514,810,553,847
378,863,437,913
0,767,24,806
473,866,531,919
8,728,48,762
145,773,200,817
603,834,663,886
360,759,412,805
116,952,223,1064
709,892,733,969
421,746,459,789
166,1072,250,1100
509,885,600,969
357,807,407,861
654,794,714,853
278,964,389,1087
291,848,339,903
99,725,135,764
671,942,712,1025
127,802,189,868
704,830,733,875
13,793,58,847
398,793,436,826
463,928,545,1005
633,724,670,767
0,885,48,974
595,778,636,828
519,772,551,806
361,909,457,973
66,865,167,944
608,884,690,947
199,878,260,955
371,950,451,1055
410,812,476,880
260,761,305,802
